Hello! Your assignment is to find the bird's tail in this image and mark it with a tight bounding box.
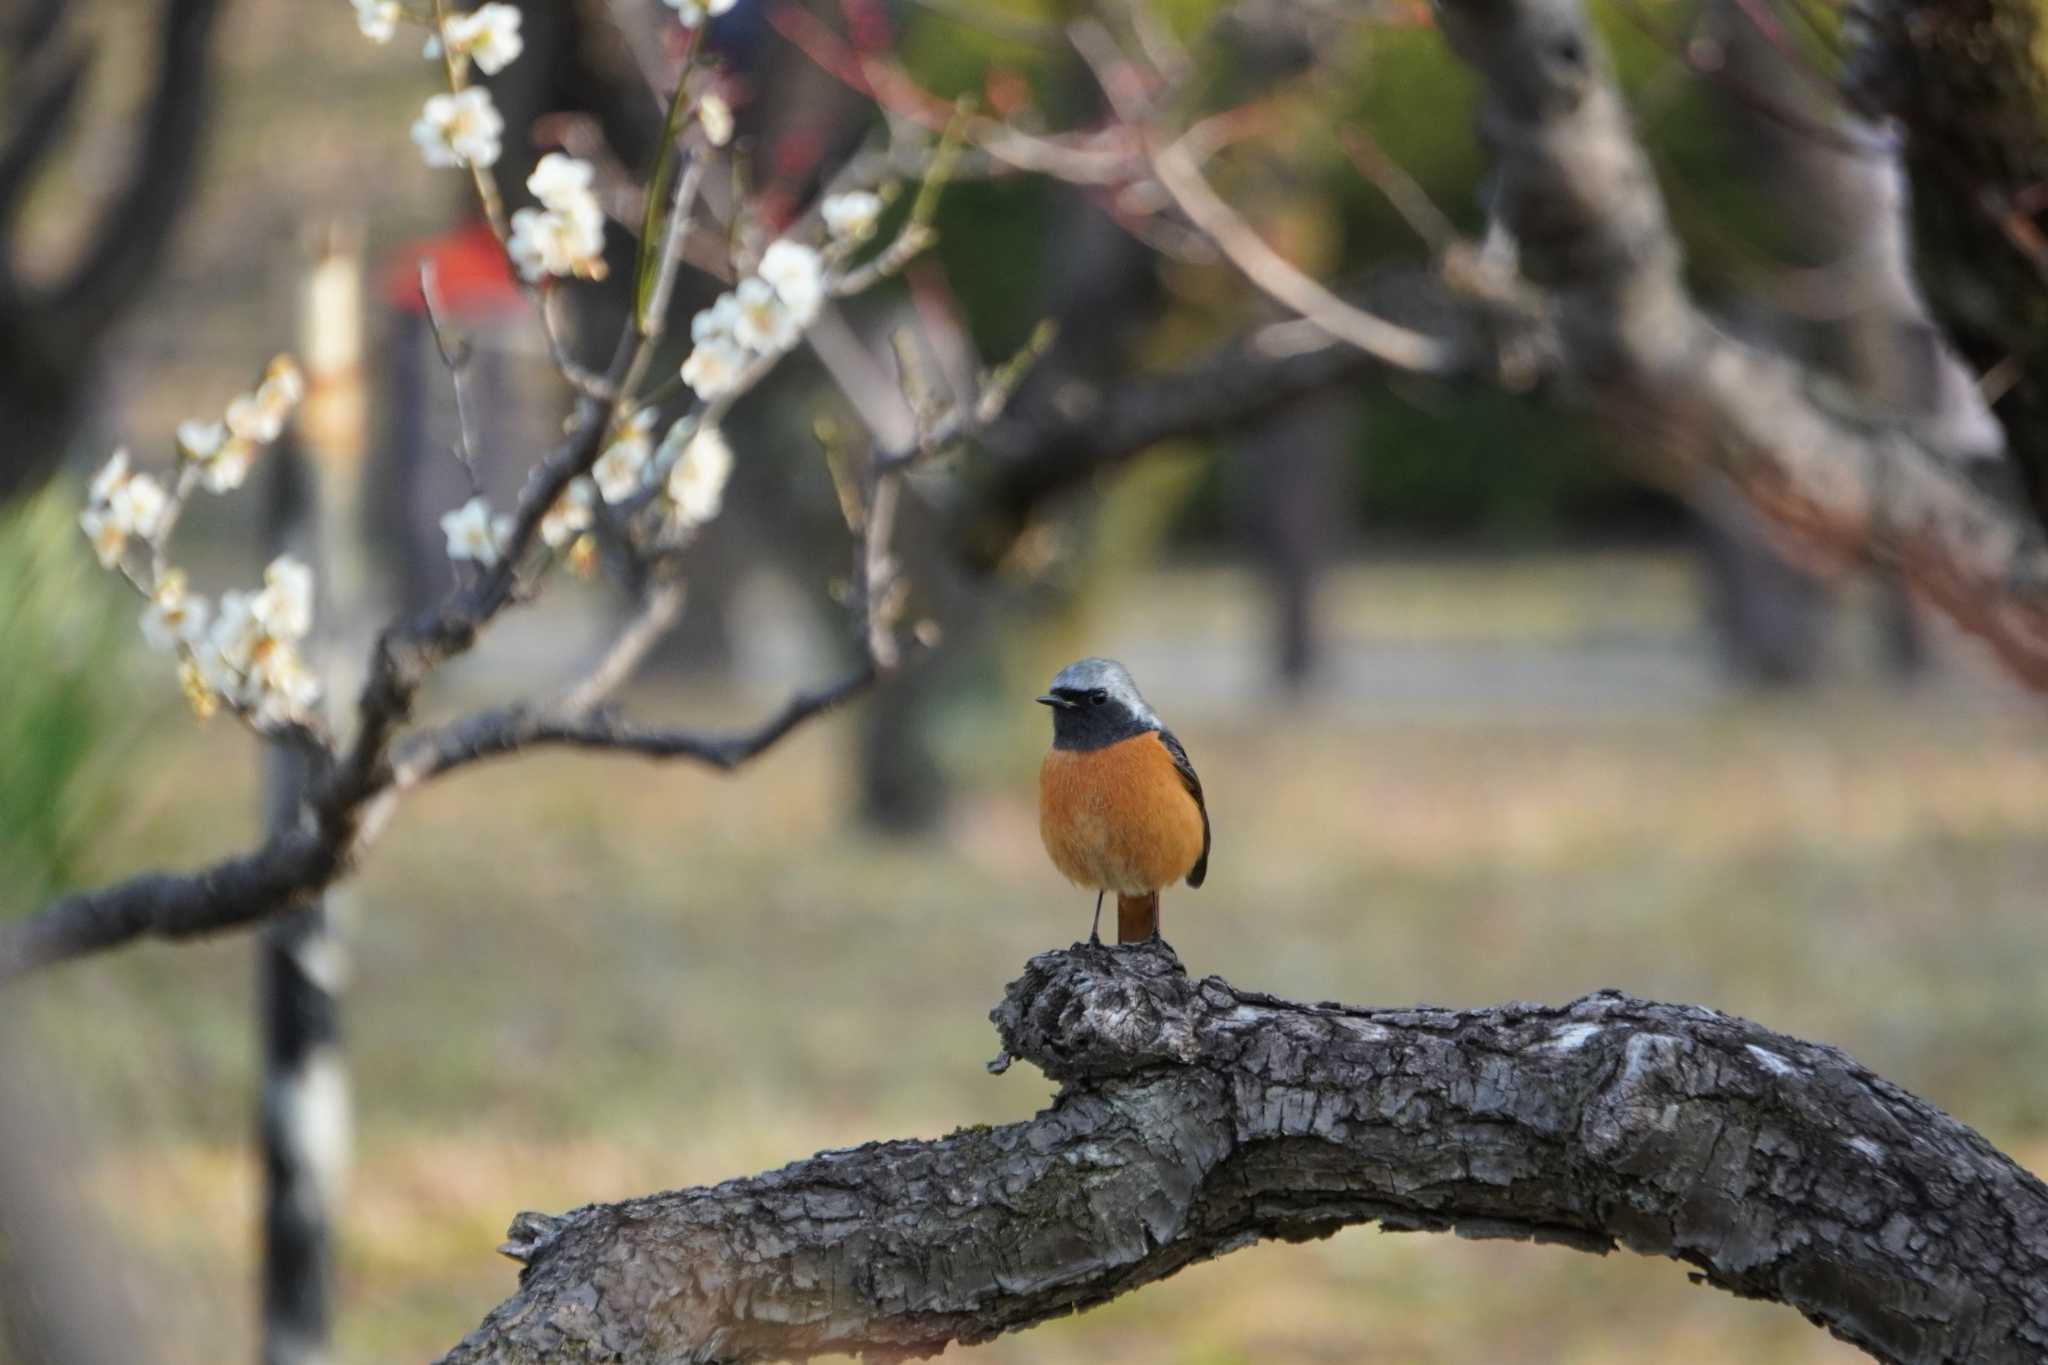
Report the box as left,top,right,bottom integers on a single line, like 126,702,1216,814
1116,891,1159,943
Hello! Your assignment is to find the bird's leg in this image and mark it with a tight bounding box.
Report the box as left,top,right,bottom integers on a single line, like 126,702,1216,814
1089,889,1105,945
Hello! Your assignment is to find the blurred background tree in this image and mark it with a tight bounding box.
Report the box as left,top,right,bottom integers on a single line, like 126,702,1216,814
5,0,2048,1361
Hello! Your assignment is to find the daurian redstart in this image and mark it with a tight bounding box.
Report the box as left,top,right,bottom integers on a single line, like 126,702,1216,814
1037,658,1210,943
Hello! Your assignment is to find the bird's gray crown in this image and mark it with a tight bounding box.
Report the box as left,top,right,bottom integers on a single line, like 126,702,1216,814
1047,657,1159,728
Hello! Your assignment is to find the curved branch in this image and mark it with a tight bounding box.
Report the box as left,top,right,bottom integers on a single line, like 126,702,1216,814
959,320,1403,561
440,943,2048,1365
1433,0,2048,685
391,664,877,786
50,0,225,340
0,664,872,982
0,829,339,981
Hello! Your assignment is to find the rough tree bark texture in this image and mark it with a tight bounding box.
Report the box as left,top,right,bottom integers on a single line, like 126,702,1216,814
440,943,2048,1365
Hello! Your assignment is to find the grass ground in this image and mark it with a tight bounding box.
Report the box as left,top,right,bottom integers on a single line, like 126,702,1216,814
10,561,2048,1365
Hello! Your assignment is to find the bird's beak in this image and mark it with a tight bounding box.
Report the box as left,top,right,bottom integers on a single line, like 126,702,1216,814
1037,693,1075,710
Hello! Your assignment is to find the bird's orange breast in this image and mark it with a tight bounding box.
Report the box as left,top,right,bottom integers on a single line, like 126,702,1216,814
1039,732,1206,896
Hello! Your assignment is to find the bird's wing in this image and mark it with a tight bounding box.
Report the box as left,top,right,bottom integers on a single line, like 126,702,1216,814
1158,728,1210,888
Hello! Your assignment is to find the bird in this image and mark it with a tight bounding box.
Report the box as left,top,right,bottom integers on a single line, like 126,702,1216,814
1037,658,1210,944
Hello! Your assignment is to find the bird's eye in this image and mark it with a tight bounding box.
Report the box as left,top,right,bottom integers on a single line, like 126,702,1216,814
1089,689,1109,706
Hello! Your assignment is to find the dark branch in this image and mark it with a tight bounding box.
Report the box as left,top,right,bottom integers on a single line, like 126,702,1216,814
0,537,866,984
0,829,339,982
392,664,878,785
0,46,91,241
960,321,1404,563
439,942,2048,1365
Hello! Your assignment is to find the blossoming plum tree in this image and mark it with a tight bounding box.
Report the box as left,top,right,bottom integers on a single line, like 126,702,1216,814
13,0,2048,1359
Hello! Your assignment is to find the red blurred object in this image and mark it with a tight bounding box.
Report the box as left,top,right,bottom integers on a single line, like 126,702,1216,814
379,220,524,318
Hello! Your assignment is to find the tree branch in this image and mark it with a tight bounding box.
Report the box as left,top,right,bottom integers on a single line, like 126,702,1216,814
390,664,877,786
1432,0,2048,684
50,0,225,341
0,829,339,981
958,318,1409,561
438,941,2048,1365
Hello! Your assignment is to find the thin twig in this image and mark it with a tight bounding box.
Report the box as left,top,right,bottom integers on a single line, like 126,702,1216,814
861,468,902,669
391,664,878,788
1146,129,1459,375
555,577,687,716
1339,125,1460,252
419,261,487,497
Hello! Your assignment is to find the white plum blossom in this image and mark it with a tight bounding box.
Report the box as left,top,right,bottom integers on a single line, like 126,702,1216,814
178,354,302,493
680,286,763,398
509,203,606,281
538,479,595,548
757,239,824,323
198,585,322,725
592,409,657,503
528,151,594,207
440,495,511,566
209,589,266,675
693,290,742,343
662,421,733,529
677,243,824,395
110,476,169,541
258,355,306,414
352,0,401,41
226,391,285,445
176,419,227,463
509,153,607,281
662,0,738,27
140,571,210,652
441,3,524,74
89,448,131,506
680,335,746,400
202,440,258,494
821,190,882,242
252,644,323,727
412,87,504,168
698,92,734,148
253,555,315,640
78,509,127,569
731,277,799,353
80,450,169,568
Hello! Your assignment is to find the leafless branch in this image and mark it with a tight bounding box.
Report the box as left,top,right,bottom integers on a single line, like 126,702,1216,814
438,943,2048,1365
391,664,877,785
419,262,487,497
1433,0,2048,687
1340,125,1461,252
552,578,688,717
1146,130,1459,374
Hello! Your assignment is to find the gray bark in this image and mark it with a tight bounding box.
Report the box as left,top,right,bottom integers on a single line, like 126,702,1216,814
1433,0,2048,688
440,942,2048,1365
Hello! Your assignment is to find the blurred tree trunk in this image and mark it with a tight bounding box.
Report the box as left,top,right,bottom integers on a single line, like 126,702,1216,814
257,439,347,1365
1229,383,1352,691
1692,0,2004,684
253,237,376,1365
1847,0,2048,523
0,0,224,501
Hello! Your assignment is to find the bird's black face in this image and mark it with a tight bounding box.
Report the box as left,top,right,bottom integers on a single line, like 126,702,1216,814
1037,658,1157,751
